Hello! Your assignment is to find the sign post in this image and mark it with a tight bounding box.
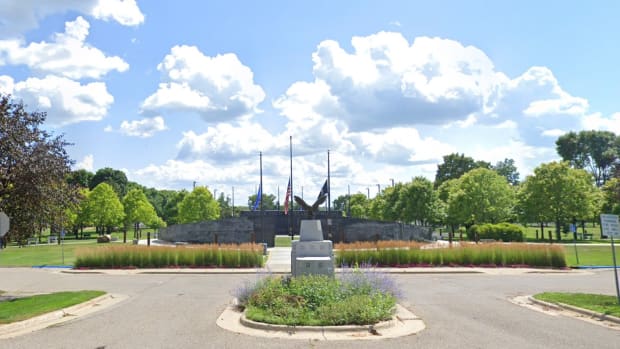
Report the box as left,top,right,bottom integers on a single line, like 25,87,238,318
600,214,620,304
570,223,579,265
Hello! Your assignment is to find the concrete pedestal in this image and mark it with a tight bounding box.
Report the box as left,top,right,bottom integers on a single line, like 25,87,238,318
291,219,334,277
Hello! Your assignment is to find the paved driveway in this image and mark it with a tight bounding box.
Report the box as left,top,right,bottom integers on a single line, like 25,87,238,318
0,268,618,348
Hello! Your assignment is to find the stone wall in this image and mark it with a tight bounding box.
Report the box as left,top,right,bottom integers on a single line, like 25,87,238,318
158,211,431,246
158,217,275,246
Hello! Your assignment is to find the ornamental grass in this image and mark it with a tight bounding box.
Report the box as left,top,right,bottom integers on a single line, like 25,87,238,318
74,243,264,269
336,242,566,268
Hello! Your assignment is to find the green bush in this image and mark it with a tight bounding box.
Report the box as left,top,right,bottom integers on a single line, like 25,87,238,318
244,271,398,326
469,223,524,242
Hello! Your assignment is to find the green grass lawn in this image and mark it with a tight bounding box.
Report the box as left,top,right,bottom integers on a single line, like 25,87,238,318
564,245,620,267
0,240,105,266
274,235,299,247
534,292,620,317
522,225,609,244
0,290,105,324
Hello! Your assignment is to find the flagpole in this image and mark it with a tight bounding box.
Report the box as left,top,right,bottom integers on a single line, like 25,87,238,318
259,151,263,243
289,135,293,237
327,149,331,215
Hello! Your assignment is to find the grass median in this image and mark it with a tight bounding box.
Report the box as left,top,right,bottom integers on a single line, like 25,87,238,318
0,290,105,324
533,292,620,318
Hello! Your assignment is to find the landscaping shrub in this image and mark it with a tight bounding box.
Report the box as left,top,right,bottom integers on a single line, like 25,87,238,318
74,243,264,268
469,223,525,242
336,241,566,268
240,267,399,326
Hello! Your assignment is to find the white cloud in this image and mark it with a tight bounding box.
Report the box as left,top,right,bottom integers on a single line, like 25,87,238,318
1,74,114,126
75,154,94,171
141,45,265,122
91,0,144,26
583,112,620,134
0,16,129,79
0,0,144,37
350,127,454,165
541,129,566,137
119,116,167,138
176,122,275,162
306,32,502,130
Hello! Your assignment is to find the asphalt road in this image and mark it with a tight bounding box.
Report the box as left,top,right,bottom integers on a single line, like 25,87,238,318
0,268,619,349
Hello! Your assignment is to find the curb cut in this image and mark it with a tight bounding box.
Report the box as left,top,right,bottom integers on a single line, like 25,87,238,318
528,296,620,325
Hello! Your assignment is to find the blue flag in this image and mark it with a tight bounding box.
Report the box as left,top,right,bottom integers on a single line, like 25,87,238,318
317,179,328,199
252,185,262,211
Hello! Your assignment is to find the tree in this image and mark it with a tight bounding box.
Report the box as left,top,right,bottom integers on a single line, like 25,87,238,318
602,178,620,215
247,193,277,210
492,158,520,185
66,169,93,188
380,183,406,222
518,162,597,240
122,188,160,239
177,186,220,223
90,167,129,198
447,168,515,227
400,177,440,226
217,192,233,217
348,193,369,219
83,183,124,235
161,190,187,225
556,130,619,187
434,153,490,188
0,95,74,243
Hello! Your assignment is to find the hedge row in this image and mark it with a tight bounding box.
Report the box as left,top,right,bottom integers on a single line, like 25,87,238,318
336,243,566,268
74,244,264,268
469,223,525,242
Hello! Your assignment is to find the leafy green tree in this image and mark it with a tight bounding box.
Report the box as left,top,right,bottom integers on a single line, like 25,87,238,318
556,130,619,186
217,192,233,217
602,178,620,215
83,183,125,235
367,194,385,221
162,190,187,225
447,168,515,227
333,194,349,215
348,193,369,219
247,193,277,210
90,167,129,198
177,186,220,223
122,188,160,239
492,158,520,185
0,95,74,243
400,177,441,226
380,184,406,222
66,169,94,188
434,153,490,188
518,161,597,240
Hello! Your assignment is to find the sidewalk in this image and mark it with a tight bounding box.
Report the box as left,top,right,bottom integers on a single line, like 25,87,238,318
264,247,291,273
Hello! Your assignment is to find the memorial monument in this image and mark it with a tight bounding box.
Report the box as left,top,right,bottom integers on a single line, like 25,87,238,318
290,194,334,277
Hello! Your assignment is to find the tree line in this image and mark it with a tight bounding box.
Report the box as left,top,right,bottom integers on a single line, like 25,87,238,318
1,94,619,243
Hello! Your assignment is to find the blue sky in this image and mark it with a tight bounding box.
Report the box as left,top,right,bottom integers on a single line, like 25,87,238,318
1,1,618,203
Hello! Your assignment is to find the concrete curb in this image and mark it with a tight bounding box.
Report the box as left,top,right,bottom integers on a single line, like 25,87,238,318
217,302,425,340
0,293,128,339
59,267,581,275
528,296,620,325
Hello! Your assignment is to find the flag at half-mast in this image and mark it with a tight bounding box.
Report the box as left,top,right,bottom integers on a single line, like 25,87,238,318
252,184,262,211
284,177,291,215
317,179,329,199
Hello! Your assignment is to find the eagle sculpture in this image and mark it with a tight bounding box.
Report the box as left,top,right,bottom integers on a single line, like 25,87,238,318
294,194,327,218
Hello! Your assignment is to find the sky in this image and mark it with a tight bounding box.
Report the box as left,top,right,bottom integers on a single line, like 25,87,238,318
0,0,619,205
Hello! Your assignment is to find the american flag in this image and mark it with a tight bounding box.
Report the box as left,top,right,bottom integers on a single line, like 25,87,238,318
284,177,291,215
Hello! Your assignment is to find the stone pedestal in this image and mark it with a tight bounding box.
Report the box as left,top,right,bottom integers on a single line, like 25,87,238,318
291,219,334,277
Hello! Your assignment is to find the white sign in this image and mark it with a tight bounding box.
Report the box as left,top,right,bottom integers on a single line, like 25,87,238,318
0,212,9,237
601,214,620,238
